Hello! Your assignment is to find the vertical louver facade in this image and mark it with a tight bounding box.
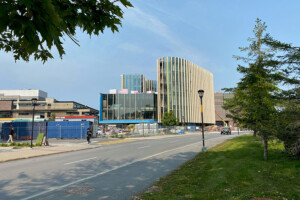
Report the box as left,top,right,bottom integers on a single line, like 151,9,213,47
157,57,215,124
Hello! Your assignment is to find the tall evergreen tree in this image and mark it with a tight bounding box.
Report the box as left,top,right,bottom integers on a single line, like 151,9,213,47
263,34,300,158
224,19,285,160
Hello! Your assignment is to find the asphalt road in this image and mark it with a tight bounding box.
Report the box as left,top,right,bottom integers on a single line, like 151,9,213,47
0,131,249,200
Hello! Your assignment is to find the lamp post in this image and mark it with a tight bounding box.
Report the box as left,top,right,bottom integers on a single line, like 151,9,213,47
198,90,206,152
31,98,37,148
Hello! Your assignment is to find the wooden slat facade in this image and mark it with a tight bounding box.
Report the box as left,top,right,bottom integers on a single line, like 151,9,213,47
157,57,215,124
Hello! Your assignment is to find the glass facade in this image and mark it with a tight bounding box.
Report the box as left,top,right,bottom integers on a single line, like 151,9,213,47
159,57,188,122
121,74,157,93
121,74,145,93
101,93,157,121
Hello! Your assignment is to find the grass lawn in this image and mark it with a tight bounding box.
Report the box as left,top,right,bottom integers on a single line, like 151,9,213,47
139,135,300,200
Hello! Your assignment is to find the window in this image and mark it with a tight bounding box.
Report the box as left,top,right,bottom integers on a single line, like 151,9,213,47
66,112,79,115
19,103,46,107
19,113,30,116
0,111,11,118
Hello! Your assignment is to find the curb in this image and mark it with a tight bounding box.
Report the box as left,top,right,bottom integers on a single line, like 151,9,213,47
0,144,104,163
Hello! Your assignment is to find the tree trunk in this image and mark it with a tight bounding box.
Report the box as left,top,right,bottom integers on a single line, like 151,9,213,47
253,129,257,137
263,136,268,160
260,136,263,145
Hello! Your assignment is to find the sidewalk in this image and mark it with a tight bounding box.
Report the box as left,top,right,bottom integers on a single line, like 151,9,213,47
0,132,215,163
0,137,124,163
0,142,100,163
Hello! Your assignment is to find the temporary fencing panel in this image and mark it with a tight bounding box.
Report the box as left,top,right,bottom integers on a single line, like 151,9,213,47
46,121,91,139
1,122,47,140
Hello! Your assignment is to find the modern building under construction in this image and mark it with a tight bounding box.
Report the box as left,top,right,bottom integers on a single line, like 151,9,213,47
100,57,219,127
157,57,215,126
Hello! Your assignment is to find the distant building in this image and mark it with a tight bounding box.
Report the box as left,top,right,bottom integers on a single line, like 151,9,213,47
145,79,157,93
157,57,215,125
121,74,157,93
214,92,234,126
0,89,47,100
0,90,98,120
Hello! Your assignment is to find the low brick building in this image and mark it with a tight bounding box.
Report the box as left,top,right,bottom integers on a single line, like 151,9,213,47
0,90,98,120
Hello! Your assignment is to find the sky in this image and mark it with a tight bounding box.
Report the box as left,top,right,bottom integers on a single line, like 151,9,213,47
1,0,299,109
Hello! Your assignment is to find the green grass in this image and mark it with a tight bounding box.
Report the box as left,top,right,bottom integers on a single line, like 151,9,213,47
1,142,34,147
140,135,300,200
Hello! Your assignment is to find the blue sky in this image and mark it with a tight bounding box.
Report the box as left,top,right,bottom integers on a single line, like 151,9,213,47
0,0,299,109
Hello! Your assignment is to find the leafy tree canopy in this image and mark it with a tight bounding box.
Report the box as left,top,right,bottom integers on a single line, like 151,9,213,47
0,0,133,63
161,111,179,126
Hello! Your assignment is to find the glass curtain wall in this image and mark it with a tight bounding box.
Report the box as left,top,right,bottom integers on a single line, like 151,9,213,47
161,57,186,122
121,74,145,93
101,93,157,121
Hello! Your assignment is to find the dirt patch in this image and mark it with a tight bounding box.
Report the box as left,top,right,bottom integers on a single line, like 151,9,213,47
145,185,162,193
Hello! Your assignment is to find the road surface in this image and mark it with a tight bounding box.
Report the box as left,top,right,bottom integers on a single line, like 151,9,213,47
0,131,248,200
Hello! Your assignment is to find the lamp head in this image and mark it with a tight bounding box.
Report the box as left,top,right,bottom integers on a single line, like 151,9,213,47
31,98,38,105
198,90,204,98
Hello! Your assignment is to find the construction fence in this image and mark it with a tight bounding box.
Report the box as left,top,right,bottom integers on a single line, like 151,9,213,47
103,124,244,137
0,121,98,140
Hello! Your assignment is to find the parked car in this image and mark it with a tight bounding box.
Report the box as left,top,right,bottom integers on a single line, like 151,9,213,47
221,127,231,135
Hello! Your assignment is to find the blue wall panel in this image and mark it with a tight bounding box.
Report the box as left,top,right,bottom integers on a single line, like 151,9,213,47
1,121,93,140
1,122,47,140
47,121,91,139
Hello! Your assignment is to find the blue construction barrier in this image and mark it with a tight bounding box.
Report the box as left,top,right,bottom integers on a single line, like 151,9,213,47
1,121,92,140
47,121,91,139
1,122,47,140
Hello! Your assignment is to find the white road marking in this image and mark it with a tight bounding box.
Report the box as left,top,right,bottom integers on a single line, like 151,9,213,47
64,157,97,165
23,141,202,200
23,135,234,200
137,145,150,149
169,140,178,143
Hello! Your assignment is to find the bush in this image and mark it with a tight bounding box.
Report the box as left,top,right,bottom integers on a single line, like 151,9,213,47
10,142,16,146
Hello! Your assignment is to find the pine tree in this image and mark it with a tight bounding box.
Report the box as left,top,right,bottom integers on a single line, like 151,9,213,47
224,19,285,160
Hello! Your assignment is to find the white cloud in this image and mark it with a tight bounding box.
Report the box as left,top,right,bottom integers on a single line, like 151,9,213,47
124,6,218,71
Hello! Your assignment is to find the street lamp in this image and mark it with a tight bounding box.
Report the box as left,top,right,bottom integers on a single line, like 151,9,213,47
198,90,206,152
31,98,37,148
